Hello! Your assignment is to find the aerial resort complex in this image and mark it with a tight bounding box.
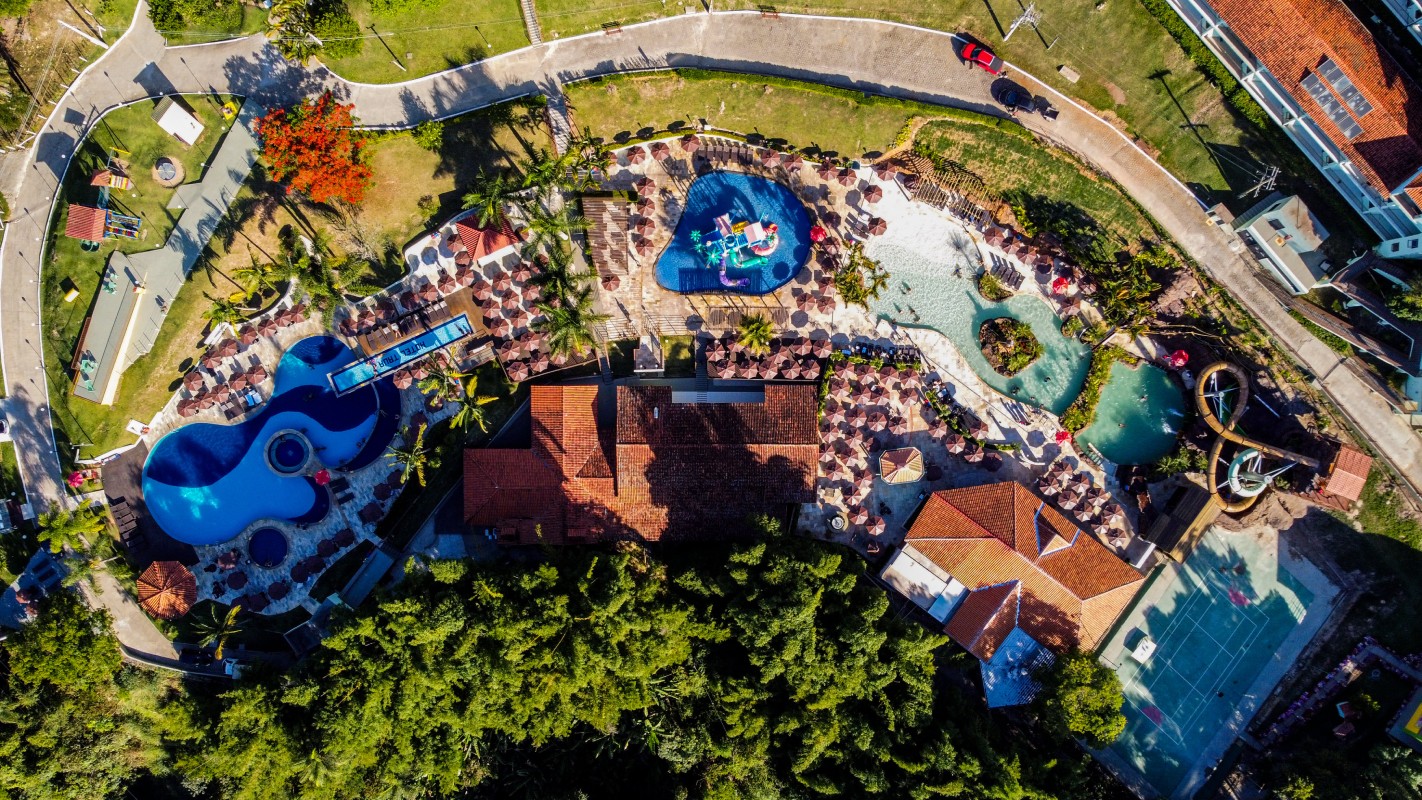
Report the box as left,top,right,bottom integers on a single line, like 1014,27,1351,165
2,0,1422,797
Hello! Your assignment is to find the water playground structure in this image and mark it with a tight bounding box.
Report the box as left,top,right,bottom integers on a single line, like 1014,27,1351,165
691,213,781,288
1195,361,1320,513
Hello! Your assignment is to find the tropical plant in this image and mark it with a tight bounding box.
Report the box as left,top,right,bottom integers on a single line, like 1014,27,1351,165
266,0,320,62
191,604,246,660
1388,277,1422,322
232,254,284,302
37,502,106,554
736,312,775,356
416,357,472,406
202,293,248,327
256,91,371,203
462,169,518,227
386,423,438,487
530,246,594,303
833,244,889,308
1037,650,1128,748
520,202,590,259
450,380,500,433
412,119,444,152
534,284,609,359
976,271,1012,301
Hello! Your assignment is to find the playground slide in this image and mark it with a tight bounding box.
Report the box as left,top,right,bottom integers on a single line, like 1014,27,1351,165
1194,361,1320,513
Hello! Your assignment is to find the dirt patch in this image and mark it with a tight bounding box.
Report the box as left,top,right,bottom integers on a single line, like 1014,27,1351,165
1103,81,1127,106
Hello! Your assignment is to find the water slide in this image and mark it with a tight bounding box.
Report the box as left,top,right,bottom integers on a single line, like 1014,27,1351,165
1195,361,1320,512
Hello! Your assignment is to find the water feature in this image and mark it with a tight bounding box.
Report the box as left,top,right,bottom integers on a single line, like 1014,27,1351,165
656,171,812,294
248,527,289,568
1076,362,1187,464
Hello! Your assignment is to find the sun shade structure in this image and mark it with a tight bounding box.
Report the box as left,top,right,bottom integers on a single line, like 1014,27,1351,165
136,561,197,619
880,447,925,484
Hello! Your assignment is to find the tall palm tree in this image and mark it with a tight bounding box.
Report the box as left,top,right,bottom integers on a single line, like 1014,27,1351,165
202,294,248,327
191,604,246,660
232,253,283,302
462,170,517,227
386,423,439,488
534,284,609,359
520,149,565,195
530,246,594,304
417,358,472,406
520,203,590,259
451,375,501,433
37,502,106,554
737,313,775,356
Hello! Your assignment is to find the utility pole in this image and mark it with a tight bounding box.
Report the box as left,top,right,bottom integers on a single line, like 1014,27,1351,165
1004,2,1041,42
1242,165,1280,199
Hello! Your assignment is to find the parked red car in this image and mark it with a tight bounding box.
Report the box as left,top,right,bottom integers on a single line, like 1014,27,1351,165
959,42,1003,75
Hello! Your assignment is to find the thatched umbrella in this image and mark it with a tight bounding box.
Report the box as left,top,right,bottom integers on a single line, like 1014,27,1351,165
650,141,671,161
680,133,701,153
136,561,197,620
836,167,857,187
506,361,530,382
863,184,883,204
821,210,842,228
866,217,888,236
626,146,647,165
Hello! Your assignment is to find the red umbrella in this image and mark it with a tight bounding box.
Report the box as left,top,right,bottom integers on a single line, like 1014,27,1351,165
817,295,836,313
626,146,647,165
226,571,248,590
1055,430,1073,444
866,516,886,536
512,262,534,282
176,399,198,417
268,582,290,601
492,272,512,292
635,196,656,215
1052,276,1070,294
521,283,541,301
837,167,857,187
817,162,836,181
438,273,457,294
498,340,523,361
489,318,512,337
314,469,331,486
863,184,883,204
809,225,828,243
866,217,888,236
239,325,258,345
634,176,655,194
506,361,530,382
650,141,671,160
848,505,869,525
246,365,269,384
530,352,550,373
716,362,738,379
795,291,815,311
680,134,701,153
944,432,965,454
1168,349,1190,368
501,291,521,310
602,274,621,291
456,266,475,286
635,217,657,235
785,153,805,170
472,280,493,300
183,371,205,391
873,161,898,181
760,149,781,167
633,236,655,257
392,370,413,389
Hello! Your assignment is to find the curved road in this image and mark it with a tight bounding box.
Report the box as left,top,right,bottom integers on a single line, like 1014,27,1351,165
7,8,1421,517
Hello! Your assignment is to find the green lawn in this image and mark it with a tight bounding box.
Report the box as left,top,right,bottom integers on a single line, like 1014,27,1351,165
566,70,958,159
41,97,240,458
662,334,694,377
321,0,528,83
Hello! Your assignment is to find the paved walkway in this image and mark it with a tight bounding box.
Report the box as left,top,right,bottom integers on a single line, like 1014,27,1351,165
6,8,1422,650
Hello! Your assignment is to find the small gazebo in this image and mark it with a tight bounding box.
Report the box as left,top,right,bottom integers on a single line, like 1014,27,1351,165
136,561,197,620
879,446,925,485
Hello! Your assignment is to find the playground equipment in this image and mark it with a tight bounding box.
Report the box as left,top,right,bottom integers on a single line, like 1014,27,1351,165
1195,361,1320,513
64,147,142,246
692,213,780,289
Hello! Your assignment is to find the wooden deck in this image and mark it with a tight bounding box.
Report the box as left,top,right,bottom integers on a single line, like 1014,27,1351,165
353,288,488,357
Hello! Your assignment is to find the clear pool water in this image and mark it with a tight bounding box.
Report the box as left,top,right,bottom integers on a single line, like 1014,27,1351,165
248,527,288,568
142,336,401,546
267,432,310,474
656,172,811,294
1076,362,1187,465
864,226,1183,465
329,313,475,394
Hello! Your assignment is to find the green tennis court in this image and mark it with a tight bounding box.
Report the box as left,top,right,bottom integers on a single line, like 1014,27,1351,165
1099,528,1321,799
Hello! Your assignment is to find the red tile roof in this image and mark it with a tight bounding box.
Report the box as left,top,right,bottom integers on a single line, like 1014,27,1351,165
64,204,106,241
1323,444,1372,503
1211,0,1422,195
464,384,819,544
455,215,518,262
905,484,1145,658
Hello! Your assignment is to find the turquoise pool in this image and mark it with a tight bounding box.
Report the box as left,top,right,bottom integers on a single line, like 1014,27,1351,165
864,232,1183,465
329,313,474,394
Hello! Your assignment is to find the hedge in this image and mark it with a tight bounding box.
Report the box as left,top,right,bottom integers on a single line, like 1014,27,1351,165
1061,345,1128,432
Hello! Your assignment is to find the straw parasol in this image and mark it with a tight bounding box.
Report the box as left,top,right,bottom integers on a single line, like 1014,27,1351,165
136,561,197,620
836,167,857,187
866,217,888,236
862,184,883,204
880,447,924,484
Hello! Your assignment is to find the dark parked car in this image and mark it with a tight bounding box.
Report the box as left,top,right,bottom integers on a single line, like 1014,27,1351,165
959,42,1003,75
997,85,1034,113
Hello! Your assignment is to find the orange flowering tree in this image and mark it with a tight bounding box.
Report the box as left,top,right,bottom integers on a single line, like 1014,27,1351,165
256,91,372,205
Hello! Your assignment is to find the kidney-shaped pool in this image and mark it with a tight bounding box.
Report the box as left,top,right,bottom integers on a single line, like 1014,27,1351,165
141,336,401,546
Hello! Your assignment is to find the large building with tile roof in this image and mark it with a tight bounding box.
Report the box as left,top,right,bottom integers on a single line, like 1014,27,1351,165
1164,0,1422,255
463,383,819,544
880,483,1146,706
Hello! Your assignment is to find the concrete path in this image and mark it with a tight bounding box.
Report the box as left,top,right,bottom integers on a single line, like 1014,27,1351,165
6,8,1422,651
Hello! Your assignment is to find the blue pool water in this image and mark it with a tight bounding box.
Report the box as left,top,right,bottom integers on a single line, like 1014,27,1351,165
268,432,310,474
248,527,288,568
329,313,474,394
1076,362,1187,465
656,172,811,294
142,336,401,546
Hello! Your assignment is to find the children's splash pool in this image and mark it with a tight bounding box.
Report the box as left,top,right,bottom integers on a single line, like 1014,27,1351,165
656,172,811,294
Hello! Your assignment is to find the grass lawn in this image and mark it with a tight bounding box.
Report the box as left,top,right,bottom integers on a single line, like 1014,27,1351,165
321,0,528,83
566,70,962,160
42,96,240,458
915,118,1156,245
662,334,694,377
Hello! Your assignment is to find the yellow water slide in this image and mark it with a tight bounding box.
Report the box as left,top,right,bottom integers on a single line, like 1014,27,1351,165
1194,361,1320,513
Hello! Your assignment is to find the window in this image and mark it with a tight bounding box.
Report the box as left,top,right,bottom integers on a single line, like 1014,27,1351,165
1268,218,1287,231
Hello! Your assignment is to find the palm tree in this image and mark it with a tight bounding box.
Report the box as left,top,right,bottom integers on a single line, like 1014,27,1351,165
191,604,246,660
737,313,775,356
417,357,472,406
202,294,248,327
386,423,439,487
521,149,565,195
520,203,590,259
530,246,594,304
232,254,283,302
450,375,501,433
37,502,106,554
462,170,518,227
534,284,609,359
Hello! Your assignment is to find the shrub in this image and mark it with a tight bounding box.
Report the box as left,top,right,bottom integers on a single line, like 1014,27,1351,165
0,0,33,20
413,119,445,152
976,272,1012,302
979,318,1042,377
1060,345,1126,432
1287,309,1353,357
834,244,889,308
1154,444,1206,476
1061,315,1084,338
312,0,362,60
1037,651,1127,748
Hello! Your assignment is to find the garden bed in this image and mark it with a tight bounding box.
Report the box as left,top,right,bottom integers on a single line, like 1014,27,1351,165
979,318,1042,377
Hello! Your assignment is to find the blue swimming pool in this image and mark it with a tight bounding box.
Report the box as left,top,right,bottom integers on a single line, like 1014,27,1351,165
248,527,288,568
656,172,811,294
329,313,474,394
142,336,402,546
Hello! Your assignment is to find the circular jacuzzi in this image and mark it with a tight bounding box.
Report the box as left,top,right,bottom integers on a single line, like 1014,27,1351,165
266,430,311,475
248,527,289,568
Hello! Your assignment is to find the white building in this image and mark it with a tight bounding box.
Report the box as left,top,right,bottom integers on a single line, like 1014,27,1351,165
1379,0,1422,47
1161,0,1422,257
1232,193,1331,294
151,97,205,147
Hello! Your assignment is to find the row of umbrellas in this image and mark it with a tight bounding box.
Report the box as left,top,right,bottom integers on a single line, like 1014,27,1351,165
202,305,306,370
177,364,270,417
502,348,571,382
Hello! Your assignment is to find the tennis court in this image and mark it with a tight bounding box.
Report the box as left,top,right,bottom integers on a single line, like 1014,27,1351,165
1098,527,1331,799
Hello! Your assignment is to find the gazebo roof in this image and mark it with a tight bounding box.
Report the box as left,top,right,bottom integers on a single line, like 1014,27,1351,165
136,560,197,619
880,446,925,484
